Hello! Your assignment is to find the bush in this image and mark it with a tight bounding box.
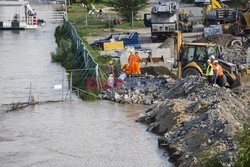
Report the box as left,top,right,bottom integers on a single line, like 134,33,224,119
51,25,101,101
51,39,73,63
236,118,250,167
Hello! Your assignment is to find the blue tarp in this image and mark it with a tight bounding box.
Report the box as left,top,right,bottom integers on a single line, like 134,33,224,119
91,32,141,49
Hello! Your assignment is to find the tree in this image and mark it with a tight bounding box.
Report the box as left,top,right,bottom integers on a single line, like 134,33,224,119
81,0,96,11
110,0,149,21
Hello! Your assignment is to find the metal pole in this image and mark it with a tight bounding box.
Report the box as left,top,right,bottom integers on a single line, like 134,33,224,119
62,70,64,101
70,71,72,100
109,14,111,29
65,0,67,12
85,14,88,27
131,11,134,28
96,65,99,90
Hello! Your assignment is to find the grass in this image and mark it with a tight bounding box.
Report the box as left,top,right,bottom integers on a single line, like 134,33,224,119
67,3,145,37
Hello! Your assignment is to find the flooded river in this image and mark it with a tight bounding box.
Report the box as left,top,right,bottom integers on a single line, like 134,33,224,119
0,4,172,167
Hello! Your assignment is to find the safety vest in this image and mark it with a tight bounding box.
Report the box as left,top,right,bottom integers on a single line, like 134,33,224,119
206,64,213,76
211,60,216,70
217,64,223,76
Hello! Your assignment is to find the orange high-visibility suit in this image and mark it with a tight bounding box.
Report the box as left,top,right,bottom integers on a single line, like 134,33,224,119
211,59,215,70
217,64,223,77
128,53,136,74
134,53,141,74
121,64,130,75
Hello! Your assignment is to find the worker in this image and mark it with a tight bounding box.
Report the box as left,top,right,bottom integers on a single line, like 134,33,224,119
210,55,217,84
206,59,213,85
107,61,115,88
210,55,215,66
212,60,219,85
128,50,136,74
215,61,225,87
108,61,114,76
121,64,130,75
134,52,142,74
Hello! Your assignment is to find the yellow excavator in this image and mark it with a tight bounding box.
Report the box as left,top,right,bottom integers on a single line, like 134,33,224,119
174,31,250,87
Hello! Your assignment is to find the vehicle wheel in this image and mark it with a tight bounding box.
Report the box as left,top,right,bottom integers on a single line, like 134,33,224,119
152,37,157,43
188,25,193,32
182,68,201,78
218,75,227,87
226,74,240,88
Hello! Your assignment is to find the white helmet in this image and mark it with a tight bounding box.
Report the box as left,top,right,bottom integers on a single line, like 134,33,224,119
207,59,211,62
215,60,218,63
211,55,215,59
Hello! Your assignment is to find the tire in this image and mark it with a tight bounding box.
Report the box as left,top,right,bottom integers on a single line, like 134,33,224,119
225,74,241,88
151,36,158,43
182,68,201,78
217,75,227,87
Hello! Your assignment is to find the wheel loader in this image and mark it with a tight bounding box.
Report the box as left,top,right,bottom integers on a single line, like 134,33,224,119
178,10,193,32
174,31,250,87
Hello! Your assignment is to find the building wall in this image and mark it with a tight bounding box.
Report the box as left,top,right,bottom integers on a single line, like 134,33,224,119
0,6,26,22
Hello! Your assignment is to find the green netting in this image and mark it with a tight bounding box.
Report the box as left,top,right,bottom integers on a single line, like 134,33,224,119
62,20,107,91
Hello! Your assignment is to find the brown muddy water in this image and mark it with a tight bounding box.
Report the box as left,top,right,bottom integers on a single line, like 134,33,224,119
0,4,173,167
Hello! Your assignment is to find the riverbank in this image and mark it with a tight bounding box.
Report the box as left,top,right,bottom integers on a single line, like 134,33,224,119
137,76,250,166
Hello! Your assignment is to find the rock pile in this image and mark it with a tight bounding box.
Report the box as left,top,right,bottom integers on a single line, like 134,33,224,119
195,34,236,46
137,76,250,166
195,34,247,66
99,74,176,105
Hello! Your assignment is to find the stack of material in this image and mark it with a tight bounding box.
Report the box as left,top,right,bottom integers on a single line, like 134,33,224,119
137,76,250,166
195,34,247,66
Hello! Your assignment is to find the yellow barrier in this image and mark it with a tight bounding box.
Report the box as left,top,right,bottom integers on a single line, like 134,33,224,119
103,41,124,51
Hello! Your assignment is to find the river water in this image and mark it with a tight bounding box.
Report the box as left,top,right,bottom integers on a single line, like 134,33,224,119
0,4,172,167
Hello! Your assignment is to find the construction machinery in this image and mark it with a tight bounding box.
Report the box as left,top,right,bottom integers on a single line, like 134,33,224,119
228,1,250,35
178,10,193,32
144,1,178,41
174,31,250,87
203,0,234,26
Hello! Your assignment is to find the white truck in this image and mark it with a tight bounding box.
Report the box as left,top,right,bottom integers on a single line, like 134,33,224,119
194,0,210,7
144,1,178,42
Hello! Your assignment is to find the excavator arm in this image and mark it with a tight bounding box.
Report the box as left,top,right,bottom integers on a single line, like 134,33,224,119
210,0,222,9
175,31,183,79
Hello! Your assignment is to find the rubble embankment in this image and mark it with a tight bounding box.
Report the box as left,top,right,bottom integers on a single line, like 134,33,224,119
99,66,177,105
137,76,250,166
195,34,247,66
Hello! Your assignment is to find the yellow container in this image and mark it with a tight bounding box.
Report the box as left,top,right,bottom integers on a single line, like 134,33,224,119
103,41,124,51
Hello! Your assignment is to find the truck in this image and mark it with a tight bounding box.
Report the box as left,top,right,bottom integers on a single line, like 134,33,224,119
203,0,234,26
144,1,178,42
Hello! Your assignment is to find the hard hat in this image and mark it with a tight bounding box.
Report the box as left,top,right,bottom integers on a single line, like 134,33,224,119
130,49,134,53
211,55,215,59
207,59,211,62
121,63,125,67
108,61,113,65
214,60,218,63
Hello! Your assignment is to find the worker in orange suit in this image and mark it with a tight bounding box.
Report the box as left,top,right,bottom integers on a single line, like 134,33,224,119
128,50,136,74
134,52,142,74
214,61,225,87
121,64,130,75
